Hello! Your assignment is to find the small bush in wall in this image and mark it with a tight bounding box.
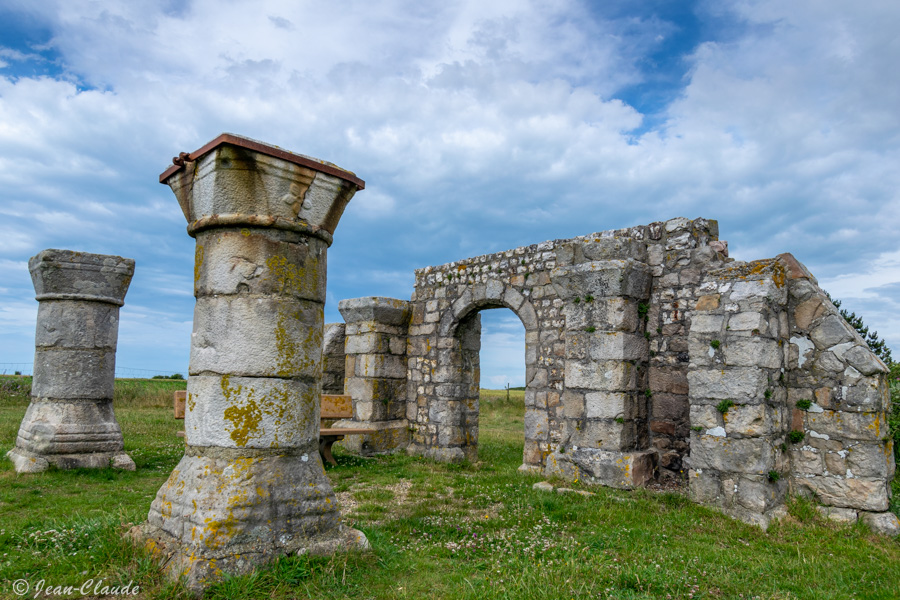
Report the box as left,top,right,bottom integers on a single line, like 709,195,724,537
788,430,805,444
767,470,781,483
796,399,812,411
710,340,721,349
716,399,734,414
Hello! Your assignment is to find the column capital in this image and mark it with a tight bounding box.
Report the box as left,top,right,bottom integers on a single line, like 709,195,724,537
29,249,135,306
160,133,364,243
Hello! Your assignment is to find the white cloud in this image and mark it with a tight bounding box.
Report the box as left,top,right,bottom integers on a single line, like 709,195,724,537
0,0,898,378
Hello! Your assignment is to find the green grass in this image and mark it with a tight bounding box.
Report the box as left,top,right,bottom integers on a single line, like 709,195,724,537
0,378,899,599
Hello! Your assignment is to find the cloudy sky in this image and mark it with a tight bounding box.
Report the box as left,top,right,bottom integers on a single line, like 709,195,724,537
0,0,897,386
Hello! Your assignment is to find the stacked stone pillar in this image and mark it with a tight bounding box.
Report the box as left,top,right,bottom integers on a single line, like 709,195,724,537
335,297,411,454
322,323,347,395
8,250,135,473
545,258,655,488
138,134,367,590
686,259,790,528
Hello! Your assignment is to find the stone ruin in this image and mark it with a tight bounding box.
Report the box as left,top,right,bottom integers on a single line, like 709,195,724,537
5,134,895,591
327,217,897,533
8,249,136,473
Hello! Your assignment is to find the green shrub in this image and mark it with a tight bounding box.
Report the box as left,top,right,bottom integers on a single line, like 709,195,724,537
710,340,720,349
788,430,805,444
716,399,734,414
796,399,812,411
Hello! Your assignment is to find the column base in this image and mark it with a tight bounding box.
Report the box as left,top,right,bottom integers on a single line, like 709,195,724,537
140,448,367,591
6,448,135,473
132,521,368,593
331,419,410,455
543,449,657,489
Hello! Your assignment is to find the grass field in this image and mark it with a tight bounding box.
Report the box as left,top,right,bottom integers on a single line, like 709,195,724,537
0,377,899,599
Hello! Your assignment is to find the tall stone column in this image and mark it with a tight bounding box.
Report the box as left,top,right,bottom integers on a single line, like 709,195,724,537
335,297,411,454
7,250,135,473
138,134,367,590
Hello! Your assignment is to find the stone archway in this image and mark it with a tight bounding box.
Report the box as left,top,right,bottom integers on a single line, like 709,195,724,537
421,283,541,467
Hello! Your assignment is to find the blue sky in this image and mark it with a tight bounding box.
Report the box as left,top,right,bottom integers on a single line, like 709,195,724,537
1,0,898,386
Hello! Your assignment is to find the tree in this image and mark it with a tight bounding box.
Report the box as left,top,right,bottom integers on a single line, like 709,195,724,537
825,292,893,366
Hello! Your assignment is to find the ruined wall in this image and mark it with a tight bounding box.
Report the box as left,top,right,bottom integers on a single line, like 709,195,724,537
330,216,895,531
686,258,791,528
782,255,894,530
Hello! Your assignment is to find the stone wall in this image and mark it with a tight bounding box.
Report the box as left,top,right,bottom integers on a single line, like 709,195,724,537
323,323,346,395
328,216,896,531
781,254,894,530
686,258,791,527
685,252,895,529
334,297,411,454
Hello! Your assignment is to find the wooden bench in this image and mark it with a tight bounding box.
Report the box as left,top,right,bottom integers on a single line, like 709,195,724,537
174,391,372,465
174,390,186,438
319,394,375,466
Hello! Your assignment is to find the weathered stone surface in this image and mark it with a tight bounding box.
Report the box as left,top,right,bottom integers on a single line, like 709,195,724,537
793,297,825,330
806,410,885,442
689,314,724,333
842,345,887,376
9,249,134,474
550,259,652,300
723,339,782,369
815,506,858,523
142,135,366,592
339,297,412,327
189,296,323,378
564,360,636,391
650,367,689,395
193,228,328,302
29,249,134,305
687,368,768,401
184,376,319,448
859,511,900,536
723,404,777,437
398,216,895,532
544,449,656,489
809,315,855,349
31,348,117,400
690,436,774,474
694,294,720,311
794,475,889,511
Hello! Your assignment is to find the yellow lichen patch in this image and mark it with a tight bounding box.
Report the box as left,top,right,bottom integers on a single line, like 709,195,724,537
221,375,263,447
241,228,251,237
265,254,307,296
187,392,196,412
273,311,299,377
194,245,204,283
457,264,467,271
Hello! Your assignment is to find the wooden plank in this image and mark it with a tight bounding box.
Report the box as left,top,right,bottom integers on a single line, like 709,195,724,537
320,394,353,419
320,428,375,435
174,390,186,419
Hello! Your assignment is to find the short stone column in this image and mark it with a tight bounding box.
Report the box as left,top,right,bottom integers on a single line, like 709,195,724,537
544,259,656,488
138,134,367,590
335,297,411,454
8,250,135,473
